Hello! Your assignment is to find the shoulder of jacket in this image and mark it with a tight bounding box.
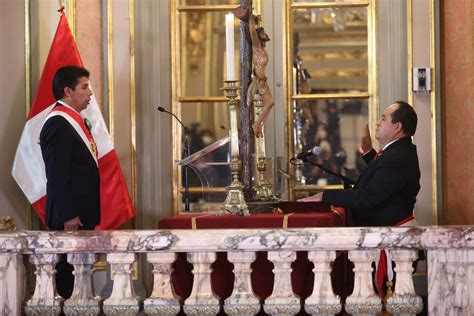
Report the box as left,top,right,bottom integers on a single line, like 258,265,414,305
42,115,75,136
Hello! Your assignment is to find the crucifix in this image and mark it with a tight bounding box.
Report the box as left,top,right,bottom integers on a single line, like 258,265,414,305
220,1,276,214
237,0,255,199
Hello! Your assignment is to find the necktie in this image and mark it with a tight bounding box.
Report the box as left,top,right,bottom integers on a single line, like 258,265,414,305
375,148,383,158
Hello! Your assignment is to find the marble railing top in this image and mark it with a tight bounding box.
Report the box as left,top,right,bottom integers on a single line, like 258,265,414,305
0,226,473,254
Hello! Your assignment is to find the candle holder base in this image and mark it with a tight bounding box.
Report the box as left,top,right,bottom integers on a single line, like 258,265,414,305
254,156,276,200
218,79,249,216
254,182,276,201
219,181,249,216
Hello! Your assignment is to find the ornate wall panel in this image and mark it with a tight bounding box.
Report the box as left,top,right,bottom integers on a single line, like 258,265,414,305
441,0,474,224
76,0,105,109
0,1,29,229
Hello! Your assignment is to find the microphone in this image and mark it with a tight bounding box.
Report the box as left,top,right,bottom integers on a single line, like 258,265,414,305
291,145,356,188
295,146,322,160
157,106,190,212
157,106,187,132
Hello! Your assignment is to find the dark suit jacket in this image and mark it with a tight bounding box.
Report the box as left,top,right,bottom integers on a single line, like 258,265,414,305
40,105,100,229
323,137,420,226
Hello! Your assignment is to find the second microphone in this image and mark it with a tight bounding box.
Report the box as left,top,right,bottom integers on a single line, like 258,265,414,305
295,146,321,160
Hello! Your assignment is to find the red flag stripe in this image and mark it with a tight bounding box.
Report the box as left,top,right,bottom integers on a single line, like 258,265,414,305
27,14,83,120
32,196,47,225
97,150,135,229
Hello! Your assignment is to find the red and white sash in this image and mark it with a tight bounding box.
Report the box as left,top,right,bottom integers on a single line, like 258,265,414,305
44,104,98,166
375,215,418,297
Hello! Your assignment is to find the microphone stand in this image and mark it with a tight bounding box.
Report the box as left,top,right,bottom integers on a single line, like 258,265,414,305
158,106,190,212
183,132,190,213
292,157,355,189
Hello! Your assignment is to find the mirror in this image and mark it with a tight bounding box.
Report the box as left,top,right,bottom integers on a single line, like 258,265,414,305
292,4,369,190
293,6,368,93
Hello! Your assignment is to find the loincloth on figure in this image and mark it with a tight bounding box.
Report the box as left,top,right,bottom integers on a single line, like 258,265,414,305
247,76,271,105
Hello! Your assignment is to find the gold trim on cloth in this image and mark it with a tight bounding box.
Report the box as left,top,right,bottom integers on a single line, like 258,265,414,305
282,213,294,229
191,213,213,230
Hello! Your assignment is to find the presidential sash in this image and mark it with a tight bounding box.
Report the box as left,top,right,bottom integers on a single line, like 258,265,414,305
44,105,98,166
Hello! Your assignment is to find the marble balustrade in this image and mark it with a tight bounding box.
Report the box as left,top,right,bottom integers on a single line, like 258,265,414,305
0,226,473,315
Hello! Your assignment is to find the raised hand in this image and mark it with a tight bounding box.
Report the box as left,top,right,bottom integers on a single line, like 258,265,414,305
361,123,372,153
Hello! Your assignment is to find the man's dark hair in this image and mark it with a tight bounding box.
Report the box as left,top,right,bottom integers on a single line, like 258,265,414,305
391,101,417,136
52,65,90,100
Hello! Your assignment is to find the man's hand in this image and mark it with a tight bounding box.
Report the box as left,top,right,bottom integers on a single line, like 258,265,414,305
64,216,83,231
360,123,372,153
235,5,250,21
298,192,323,202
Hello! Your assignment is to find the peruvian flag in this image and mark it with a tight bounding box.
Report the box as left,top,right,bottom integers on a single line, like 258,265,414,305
12,11,135,229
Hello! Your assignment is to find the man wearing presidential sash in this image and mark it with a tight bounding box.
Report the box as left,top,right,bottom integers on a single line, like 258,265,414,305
40,65,100,297
40,65,100,231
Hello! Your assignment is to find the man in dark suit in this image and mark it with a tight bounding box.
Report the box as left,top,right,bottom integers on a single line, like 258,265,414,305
300,101,420,227
40,65,100,297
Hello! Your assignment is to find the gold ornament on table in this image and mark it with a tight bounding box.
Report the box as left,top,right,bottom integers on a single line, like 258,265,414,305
253,93,276,201
0,216,16,231
219,80,249,216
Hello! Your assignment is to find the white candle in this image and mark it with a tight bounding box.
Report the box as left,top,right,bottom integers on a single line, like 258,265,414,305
225,13,235,81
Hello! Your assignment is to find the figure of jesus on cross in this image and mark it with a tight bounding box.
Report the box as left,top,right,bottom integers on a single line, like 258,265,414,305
235,5,274,138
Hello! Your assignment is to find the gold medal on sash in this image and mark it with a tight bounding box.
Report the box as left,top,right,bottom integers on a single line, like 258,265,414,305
89,140,97,156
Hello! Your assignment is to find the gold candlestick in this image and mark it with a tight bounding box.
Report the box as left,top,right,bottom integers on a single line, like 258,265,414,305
253,94,275,200
219,80,249,216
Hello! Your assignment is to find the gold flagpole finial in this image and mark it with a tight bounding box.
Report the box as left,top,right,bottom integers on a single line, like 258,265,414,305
58,0,65,7
57,3,65,14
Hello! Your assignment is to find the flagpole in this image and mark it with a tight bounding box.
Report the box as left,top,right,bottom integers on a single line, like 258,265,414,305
24,0,33,229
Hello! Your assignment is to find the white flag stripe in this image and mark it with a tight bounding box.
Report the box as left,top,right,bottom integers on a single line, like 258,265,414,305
11,104,54,203
82,94,113,159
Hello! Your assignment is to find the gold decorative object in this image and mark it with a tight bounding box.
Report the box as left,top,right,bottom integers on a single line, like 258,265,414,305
0,216,16,231
186,8,207,75
219,80,249,216
253,93,275,200
385,280,393,298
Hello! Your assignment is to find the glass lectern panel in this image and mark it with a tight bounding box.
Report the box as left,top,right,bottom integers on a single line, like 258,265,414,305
176,136,231,212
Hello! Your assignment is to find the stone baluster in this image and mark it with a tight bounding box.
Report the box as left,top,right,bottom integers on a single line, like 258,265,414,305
102,253,141,316
385,250,423,314
0,254,26,316
144,252,180,316
62,253,100,315
224,251,260,315
304,250,341,315
428,249,474,315
24,254,62,316
345,250,382,315
263,251,300,315
183,252,220,315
